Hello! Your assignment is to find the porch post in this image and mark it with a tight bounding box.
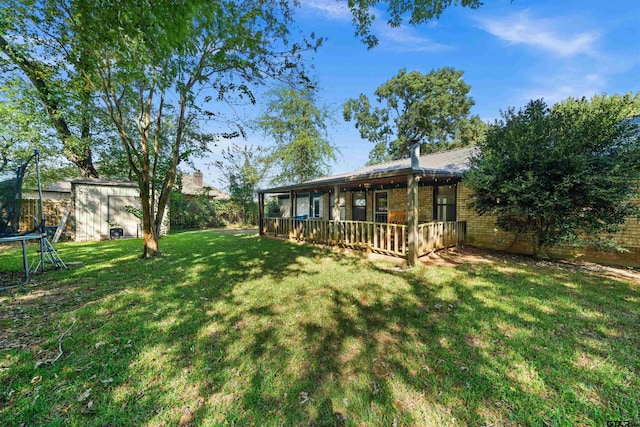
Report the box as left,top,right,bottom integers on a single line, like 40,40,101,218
258,193,265,235
407,173,419,266
333,185,341,220
333,185,341,244
289,190,295,218
407,142,420,266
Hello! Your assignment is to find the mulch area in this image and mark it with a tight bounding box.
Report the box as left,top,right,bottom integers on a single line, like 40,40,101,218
423,245,640,284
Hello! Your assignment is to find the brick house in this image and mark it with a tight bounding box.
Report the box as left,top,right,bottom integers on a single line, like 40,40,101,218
258,145,640,267
179,171,228,200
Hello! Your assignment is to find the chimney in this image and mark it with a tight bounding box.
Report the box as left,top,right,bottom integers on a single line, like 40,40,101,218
410,143,420,169
194,170,203,187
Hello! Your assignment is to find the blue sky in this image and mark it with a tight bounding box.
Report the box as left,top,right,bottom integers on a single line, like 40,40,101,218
199,0,640,188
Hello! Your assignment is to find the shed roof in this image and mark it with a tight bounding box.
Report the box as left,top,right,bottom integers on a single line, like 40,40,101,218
259,146,477,194
71,178,139,188
38,178,139,193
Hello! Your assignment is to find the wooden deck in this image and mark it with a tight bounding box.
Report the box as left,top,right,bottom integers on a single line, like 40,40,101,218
261,218,466,258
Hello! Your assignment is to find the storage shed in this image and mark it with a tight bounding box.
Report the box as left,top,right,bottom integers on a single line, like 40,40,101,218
72,179,141,241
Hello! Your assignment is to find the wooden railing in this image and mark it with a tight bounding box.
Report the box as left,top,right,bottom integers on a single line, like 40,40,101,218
417,221,466,256
262,218,467,258
262,218,406,256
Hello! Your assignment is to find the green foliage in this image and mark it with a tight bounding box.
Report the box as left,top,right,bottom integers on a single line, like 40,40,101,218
82,0,320,255
1,0,321,256
0,1,114,177
451,114,487,149
345,0,482,48
0,79,78,185
217,199,258,226
215,143,266,225
258,85,337,184
465,94,640,258
170,191,224,230
265,197,283,217
344,67,476,164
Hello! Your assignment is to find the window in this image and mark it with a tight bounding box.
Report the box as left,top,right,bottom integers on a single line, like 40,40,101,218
374,191,388,223
311,195,321,218
296,193,309,219
434,185,456,222
352,191,366,221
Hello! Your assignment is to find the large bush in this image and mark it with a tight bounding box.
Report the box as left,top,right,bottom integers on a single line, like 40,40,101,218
465,94,640,258
170,192,224,230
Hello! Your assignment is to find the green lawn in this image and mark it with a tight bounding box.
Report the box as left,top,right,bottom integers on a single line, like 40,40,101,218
1,231,638,426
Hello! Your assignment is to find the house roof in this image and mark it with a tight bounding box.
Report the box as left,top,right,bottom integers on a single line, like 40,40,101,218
180,173,229,199
259,146,477,194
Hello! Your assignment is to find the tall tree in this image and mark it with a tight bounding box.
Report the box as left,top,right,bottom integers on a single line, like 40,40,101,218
0,1,106,177
451,114,487,149
215,143,268,225
465,94,640,258
77,0,318,257
344,67,475,164
257,85,337,185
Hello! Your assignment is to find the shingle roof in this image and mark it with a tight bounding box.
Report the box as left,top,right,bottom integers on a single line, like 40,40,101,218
313,146,476,182
259,146,477,193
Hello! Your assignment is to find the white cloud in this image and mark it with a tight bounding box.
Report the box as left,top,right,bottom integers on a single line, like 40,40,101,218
300,0,351,21
377,23,451,52
521,71,607,106
476,10,599,57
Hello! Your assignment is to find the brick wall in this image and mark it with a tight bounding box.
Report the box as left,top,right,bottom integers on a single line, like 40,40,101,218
458,183,640,267
419,186,434,222
388,188,405,215
380,186,435,221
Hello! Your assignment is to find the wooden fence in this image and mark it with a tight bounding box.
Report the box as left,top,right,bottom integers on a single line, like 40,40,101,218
19,199,71,235
417,221,467,256
262,218,466,258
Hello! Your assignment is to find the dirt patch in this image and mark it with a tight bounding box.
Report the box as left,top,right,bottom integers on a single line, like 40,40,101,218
0,279,83,354
426,246,640,284
212,228,258,234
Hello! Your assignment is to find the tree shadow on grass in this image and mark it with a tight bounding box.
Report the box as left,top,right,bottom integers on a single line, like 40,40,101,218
0,232,638,425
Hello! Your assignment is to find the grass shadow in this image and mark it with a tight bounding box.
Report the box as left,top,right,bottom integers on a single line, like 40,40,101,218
0,231,638,425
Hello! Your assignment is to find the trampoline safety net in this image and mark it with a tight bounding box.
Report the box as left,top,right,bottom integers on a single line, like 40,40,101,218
0,157,32,237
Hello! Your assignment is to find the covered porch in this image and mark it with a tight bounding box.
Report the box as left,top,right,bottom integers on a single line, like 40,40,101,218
260,217,465,259
258,146,473,265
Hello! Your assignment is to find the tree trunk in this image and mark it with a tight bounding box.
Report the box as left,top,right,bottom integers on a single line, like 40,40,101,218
531,227,549,259
140,180,159,258
142,226,159,258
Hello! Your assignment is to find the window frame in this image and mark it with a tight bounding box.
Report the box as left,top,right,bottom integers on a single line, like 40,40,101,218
433,185,457,222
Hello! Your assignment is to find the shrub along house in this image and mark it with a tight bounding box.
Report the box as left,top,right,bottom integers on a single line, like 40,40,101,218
258,144,640,267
